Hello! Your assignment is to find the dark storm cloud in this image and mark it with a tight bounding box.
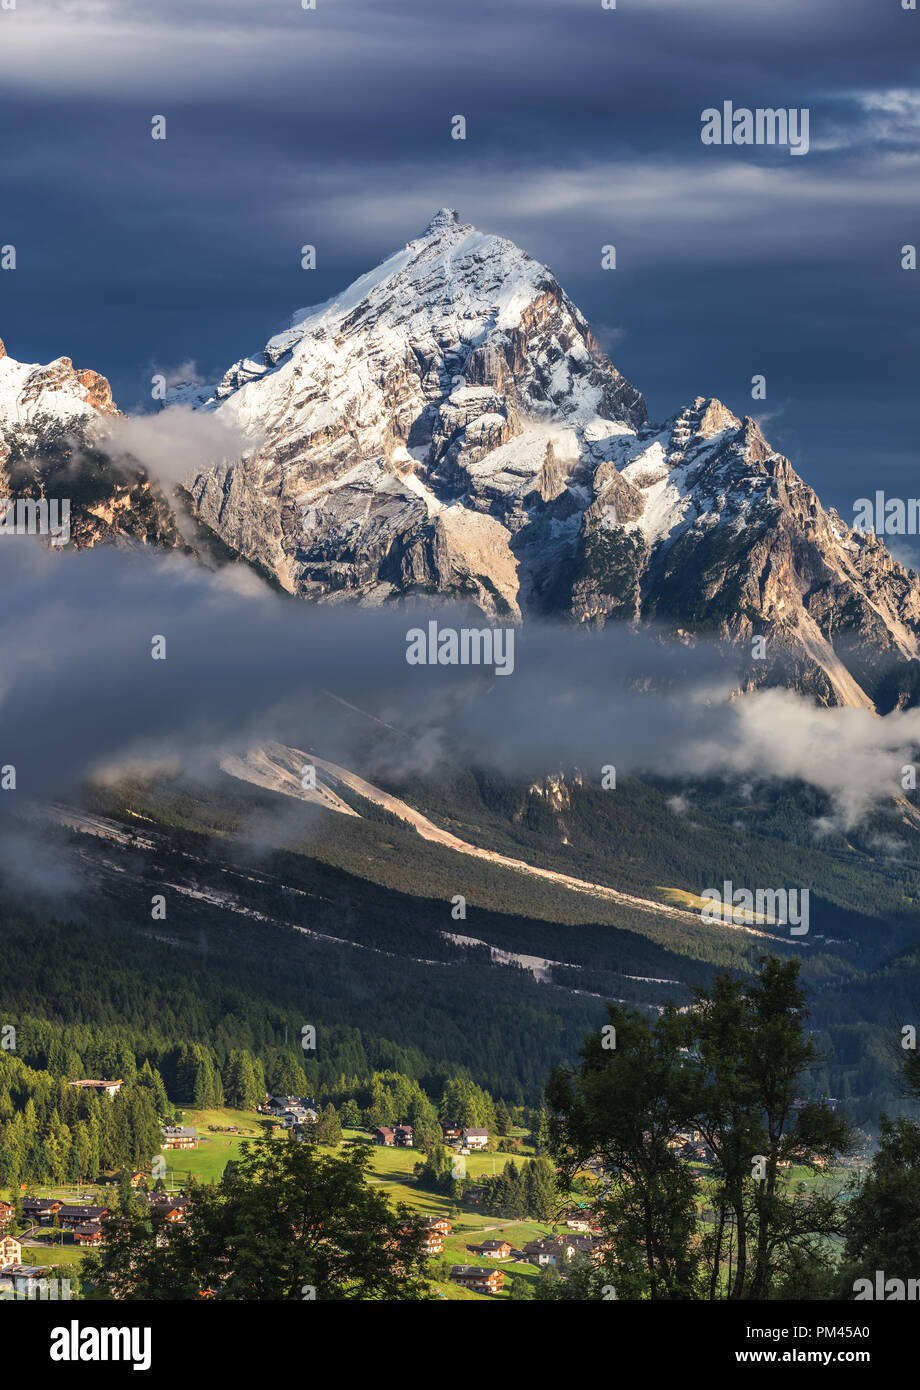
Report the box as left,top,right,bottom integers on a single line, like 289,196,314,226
0,0,916,519
1,542,918,830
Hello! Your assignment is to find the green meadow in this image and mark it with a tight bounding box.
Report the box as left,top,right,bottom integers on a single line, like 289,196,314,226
5,1110,569,1299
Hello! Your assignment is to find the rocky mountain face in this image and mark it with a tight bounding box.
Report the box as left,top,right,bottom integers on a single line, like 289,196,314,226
173,209,920,709
5,212,919,711
569,396,920,708
0,337,182,551
176,208,646,618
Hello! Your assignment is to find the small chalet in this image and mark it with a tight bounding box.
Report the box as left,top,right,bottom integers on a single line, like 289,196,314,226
461,1128,488,1151
72,1222,104,1247
0,1235,22,1268
21,1198,63,1224
422,1228,447,1262
393,1215,443,1256
263,1094,318,1118
0,1200,13,1228
148,1195,188,1223
56,1205,110,1230
441,1122,461,1141
283,1107,318,1129
524,1238,564,1267
394,1124,414,1148
478,1239,512,1259
567,1234,598,1259
107,1168,146,1187
450,1264,505,1294
408,1216,451,1254
68,1079,123,1099
373,1126,396,1146
524,1235,596,1267
162,1125,198,1150
3,1265,46,1294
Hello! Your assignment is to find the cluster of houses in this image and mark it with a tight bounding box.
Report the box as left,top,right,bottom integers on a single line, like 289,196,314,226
373,1122,490,1153
258,1095,318,1133
667,1121,848,1170
0,1190,190,1293
447,1236,601,1294
465,1232,600,1268
443,1124,489,1153
19,1200,113,1247
11,1190,190,1249
445,1206,603,1293
667,1128,717,1166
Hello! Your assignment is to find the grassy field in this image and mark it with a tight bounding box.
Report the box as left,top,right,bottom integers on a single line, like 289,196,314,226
658,885,776,925
2,1106,860,1300
158,1120,553,1300
351,1132,523,1178
16,1242,87,1268
156,1106,266,1187
335,1129,551,1297
4,1110,563,1300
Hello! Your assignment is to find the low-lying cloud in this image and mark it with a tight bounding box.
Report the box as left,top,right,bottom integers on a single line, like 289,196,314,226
95,406,255,489
0,541,918,833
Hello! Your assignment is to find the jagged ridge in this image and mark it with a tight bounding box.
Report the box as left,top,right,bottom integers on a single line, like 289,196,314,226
4,209,919,711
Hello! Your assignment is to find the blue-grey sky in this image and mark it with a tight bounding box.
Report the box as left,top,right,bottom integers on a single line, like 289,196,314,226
0,0,918,536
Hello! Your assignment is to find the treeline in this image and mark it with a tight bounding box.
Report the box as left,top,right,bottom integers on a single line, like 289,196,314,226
0,1004,525,1186
0,905,590,1102
0,1053,168,1188
5,1008,520,1130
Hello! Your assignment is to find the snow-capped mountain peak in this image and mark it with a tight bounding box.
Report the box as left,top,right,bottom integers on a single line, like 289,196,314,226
0,337,117,450
181,210,646,616
60,210,920,710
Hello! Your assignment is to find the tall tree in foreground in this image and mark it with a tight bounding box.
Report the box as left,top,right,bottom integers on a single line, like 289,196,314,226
841,1038,920,1295
547,956,850,1300
689,957,850,1299
840,1115,920,1297
81,1137,434,1301
546,1002,702,1300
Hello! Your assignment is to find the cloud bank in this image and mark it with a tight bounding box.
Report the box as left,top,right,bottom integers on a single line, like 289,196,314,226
0,542,918,831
